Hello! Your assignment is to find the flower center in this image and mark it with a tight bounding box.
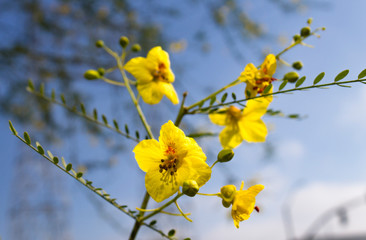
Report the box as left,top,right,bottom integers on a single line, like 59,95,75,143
159,156,178,175
159,145,180,188
152,63,169,82
227,106,242,123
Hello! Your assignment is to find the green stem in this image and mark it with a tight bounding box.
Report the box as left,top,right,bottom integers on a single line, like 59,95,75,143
114,47,154,139
276,27,324,59
196,192,220,197
186,79,241,111
101,77,125,86
210,160,219,169
129,191,151,240
203,78,366,110
174,92,188,127
106,46,155,239
141,194,183,222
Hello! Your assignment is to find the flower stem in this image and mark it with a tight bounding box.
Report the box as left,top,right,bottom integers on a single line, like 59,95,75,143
196,192,220,197
129,191,151,240
174,92,188,127
174,201,192,222
106,46,155,239
210,160,219,169
186,79,241,111
115,47,154,139
141,193,184,222
101,77,125,86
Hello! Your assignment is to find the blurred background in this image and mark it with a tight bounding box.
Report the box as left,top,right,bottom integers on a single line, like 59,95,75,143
1,0,366,239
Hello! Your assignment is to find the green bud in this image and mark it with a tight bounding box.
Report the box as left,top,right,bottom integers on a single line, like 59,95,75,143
284,71,300,83
97,68,105,76
220,185,237,203
293,34,301,42
84,69,101,80
307,17,313,25
321,27,326,31
95,40,104,48
292,61,303,70
182,180,199,197
217,149,234,163
300,26,311,37
222,199,232,208
131,44,141,52
119,36,129,48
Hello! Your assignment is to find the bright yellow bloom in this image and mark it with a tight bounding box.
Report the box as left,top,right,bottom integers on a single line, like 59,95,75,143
239,54,277,98
231,182,264,228
209,96,272,149
124,46,179,105
133,120,211,202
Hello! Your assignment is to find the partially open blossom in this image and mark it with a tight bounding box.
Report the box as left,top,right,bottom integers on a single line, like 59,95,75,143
219,181,264,228
231,182,264,228
209,96,272,149
133,121,211,202
124,46,179,105
239,54,277,98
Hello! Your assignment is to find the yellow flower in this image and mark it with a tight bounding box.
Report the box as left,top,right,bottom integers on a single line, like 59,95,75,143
239,54,277,98
209,96,272,149
124,46,179,105
230,182,264,228
133,120,211,202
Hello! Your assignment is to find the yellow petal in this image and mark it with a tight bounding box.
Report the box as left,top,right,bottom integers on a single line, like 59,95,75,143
247,184,264,196
158,121,187,153
124,57,155,84
181,137,211,187
209,109,228,126
159,82,179,104
238,118,267,143
133,139,164,172
176,157,211,189
219,125,244,149
145,167,180,202
231,190,256,227
239,63,257,83
242,96,272,120
260,54,276,76
147,47,175,83
137,81,164,104
147,46,171,69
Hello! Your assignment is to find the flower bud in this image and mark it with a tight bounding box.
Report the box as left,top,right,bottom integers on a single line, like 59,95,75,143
307,18,313,25
84,69,101,80
97,67,105,76
300,26,311,37
182,180,199,197
292,61,303,70
131,44,141,52
217,149,234,163
284,71,299,83
222,199,232,208
95,40,104,48
293,34,301,42
119,36,129,48
220,185,237,203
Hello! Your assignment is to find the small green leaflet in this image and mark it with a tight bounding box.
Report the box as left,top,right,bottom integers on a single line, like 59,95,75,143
313,72,325,85
295,76,306,88
358,69,366,79
334,69,349,82
279,80,288,91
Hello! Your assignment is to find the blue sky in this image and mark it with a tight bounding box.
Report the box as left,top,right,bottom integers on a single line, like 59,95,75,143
1,1,366,239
